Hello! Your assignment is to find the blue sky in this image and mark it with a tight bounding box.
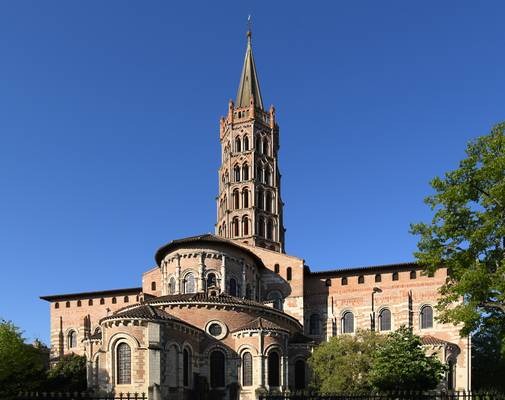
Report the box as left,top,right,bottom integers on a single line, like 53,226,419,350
0,1,504,344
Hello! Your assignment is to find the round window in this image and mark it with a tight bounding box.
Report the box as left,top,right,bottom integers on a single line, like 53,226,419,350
209,323,222,337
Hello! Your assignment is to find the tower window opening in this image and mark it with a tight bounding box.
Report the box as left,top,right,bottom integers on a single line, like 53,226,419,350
242,189,249,208
243,216,249,236
234,165,241,182
233,217,240,237
263,138,269,156
265,166,272,185
243,136,249,151
256,136,262,153
258,189,264,209
233,189,240,209
266,192,272,212
266,219,273,240
258,217,265,237
242,163,249,180
235,137,241,152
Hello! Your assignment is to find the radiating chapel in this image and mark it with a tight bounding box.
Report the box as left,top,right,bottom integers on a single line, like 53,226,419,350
41,30,471,399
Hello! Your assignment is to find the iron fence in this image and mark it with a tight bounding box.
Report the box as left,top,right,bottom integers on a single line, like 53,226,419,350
259,392,505,400
17,392,146,400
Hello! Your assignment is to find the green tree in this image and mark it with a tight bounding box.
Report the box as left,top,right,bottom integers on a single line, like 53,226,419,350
308,330,385,393
47,354,87,392
0,319,47,399
411,123,505,337
471,321,505,391
369,326,446,391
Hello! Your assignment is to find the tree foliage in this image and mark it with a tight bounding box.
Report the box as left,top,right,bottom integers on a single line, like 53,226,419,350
369,326,446,391
47,354,87,392
0,319,47,399
411,122,505,336
308,330,386,393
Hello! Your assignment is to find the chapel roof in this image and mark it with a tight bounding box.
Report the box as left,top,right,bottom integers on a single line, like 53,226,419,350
154,233,265,268
100,304,180,323
421,335,453,346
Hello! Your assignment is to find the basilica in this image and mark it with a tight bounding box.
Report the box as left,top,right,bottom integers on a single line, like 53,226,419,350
41,30,470,399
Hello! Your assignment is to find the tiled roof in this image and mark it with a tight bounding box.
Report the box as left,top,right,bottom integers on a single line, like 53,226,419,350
40,287,142,302
101,304,180,323
154,234,265,268
147,292,268,309
309,262,419,277
421,335,452,346
232,317,287,333
89,331,102,340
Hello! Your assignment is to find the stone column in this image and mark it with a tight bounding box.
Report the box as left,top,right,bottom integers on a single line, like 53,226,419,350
175,254,181,294
258,331,265,388
198,253,206,292
221,254,227,293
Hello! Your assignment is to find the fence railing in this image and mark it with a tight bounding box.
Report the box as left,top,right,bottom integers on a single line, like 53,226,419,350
259,392,505,400
17,392,147,400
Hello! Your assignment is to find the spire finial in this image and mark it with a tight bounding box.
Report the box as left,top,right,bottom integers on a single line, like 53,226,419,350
247,15,252,44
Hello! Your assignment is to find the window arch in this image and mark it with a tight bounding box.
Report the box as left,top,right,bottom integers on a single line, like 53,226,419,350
66,301,70,308
243,136,249,151
266,219,273,240
242,188,249,208
420,305,433,329
167,344,178,387
309,313,320,335
116,342,131,384
229,278,238,296
258,188,264,209
242,216,249,236
258,216,265,237
242,163,249,180
242,351,253,386
77,300,81,307
88,299,93,306
286,267,292,281
233,189,240,209
263,138,270,156
222,222,227,237
379,308,391,331
375,274,382,283
207,273,217,288
274,264,280,273
392,272,399,281
294,359,306,390
266,191,272,212
410,270,417,279
256,136,262,153
184,273,195,294
234,165,241,182
210,350,226,388
55,302,59,309
123,296,129,303
265,166,272,185
235,136,241,152
267,351,280,387
100,298,105,305
68,330,77,349
342,311,354,333
358,275,365,284
169,277,176,294
183,347,191,387
233,217,240,237
341,277,348,286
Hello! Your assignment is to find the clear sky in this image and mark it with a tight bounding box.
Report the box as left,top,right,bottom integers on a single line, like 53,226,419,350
1,1,504,344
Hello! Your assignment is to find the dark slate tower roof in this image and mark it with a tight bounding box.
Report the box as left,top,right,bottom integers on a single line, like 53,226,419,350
235,31,264,110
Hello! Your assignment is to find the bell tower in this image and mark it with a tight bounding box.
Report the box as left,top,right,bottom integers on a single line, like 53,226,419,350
215,30,285,253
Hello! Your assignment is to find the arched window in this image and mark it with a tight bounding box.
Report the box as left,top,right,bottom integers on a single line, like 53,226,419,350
88,299,93,306
266,191,272,212
341,277,348,286
263,138,269,156
68,330,77,348
207,273,217,288
286,267,292,281
222,222,227,237
77,300,81,307
243,216,249,236
100,298,105,305
112,297,117,304
243,136,249,151
123,296,129,303
256,136,262,153
325,278,332,287
342,311,354,333
233,217,240,237
242,164,249,180
258,216,265,237
267,351,280,387
184,273,195,294
420,305,433,329
235,136,241,152
242,352,253,386
234,165,241,182
55,302,59,309
267,291,283,311
210,350,225,388
151,281,156,291
229,278,237,296
258,188,264,209
266,219,273,240
116,342,131,384
256,165,263,182
410,270,417,279
265,166,272,185
309,313,320,335
358,275,365,284
242,189,249,208
233,189,240,209
379,308,391,331
169,277,176,294
274,264,280,273
183,347,191,387
375,274,382,283
66,301,70,308
167,345,178,387
392,272,399,281
294,360,306,390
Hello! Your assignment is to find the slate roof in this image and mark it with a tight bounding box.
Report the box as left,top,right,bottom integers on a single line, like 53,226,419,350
231,317,287,333
236,31,264,110
101,304,180,323
147,292,270,309
154,233,265,268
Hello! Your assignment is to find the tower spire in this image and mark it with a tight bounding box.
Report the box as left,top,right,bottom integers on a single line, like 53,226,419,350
236,23,264,110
